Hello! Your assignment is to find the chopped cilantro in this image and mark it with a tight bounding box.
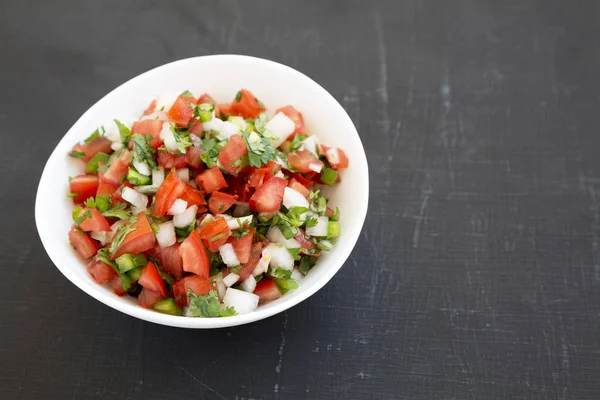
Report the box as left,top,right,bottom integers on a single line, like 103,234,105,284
96,248,132,292
230,221,249,238
175,219,196,240
109,215,138,255
72,207,91,225
299,256,317,275
220,306,238,317
187,289,238,318
271,268,299,293
235,90,242,102
242,131,276,168
287,248,302,261
230,265,243,274
84,195,111,212
86,152,110,173
69,150,85,159
200,137,224,167
114,120,131,144
131,133,157,169
305,215,318,228
169,125,192,154
253,113,269,134
84,127,105,143
180,90,194,97
191,103,215,123
102,203,131,220
290,134,308,152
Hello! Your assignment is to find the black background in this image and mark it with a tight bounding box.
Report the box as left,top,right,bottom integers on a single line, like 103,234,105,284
2,1,600,399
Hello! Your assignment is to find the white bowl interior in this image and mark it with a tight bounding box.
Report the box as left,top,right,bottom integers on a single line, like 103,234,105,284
35,55,369,328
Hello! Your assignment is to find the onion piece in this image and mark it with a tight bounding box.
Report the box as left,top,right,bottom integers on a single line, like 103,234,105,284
156,221,176,248
219,243,240,267
167,199,188,216
301,135,320,156
176,168,190,183
324,147,341,165
215,272,227,300
173,205,198,228
134,185,158,195
160,123,179,153
122,187,148,209
291,268,304,281
306,216,329,237
223,273,240,287
227,215,254,230
111,142,123,152
283,187,309,221
198,214,216,226
266,226,300,249
264,112,295,148
319,239,333,251
240,275,257,293
219,121,240,139
252,253,271,277
308,160,323,173
202,117,224,134
90,231,108,245
132,159,151,176
263,242,295,271
223,288,259,315
152,167,165,186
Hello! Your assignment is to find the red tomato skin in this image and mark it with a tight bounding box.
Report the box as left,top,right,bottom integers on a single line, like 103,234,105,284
225,174,254,202
288,178,310,197
218,134,248,174
157,149,188,169
187,146,205,168
131,120,163,149
69,175,99,204
111,212,155,259
138,287,164,308
144,99,157,115
86,259,118,284
180,184,206,207
168,94,197,127
229,89,266,119
196,167,228,194
96,181,117,197
154,171,186,217
196,217,231,241
321,145,349,170
254,278,282,303
247,161,280,189
78,208,111,232
173,276,215,307
248,177,287,212
287,149,323,174
101,150,131,187
138,261,168,297
69,225,100,259
110,276,127,296
227,228,255,265
276,105,305,137
148,244,184,279
208,191,237,214
72,136,113,162
178,231,210,278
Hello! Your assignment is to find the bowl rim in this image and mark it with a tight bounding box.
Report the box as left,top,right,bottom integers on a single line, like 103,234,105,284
35,54,369,328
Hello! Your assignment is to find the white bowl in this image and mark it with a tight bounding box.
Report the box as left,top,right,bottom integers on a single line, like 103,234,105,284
35,55,369,328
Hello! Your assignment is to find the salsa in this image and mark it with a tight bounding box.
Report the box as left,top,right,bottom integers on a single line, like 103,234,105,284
67,89,348,317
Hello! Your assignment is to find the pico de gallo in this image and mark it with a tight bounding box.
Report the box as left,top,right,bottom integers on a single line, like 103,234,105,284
67,89,349,317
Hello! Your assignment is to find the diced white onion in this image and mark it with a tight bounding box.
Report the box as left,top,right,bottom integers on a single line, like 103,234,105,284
202,117,224,134
240,275,257,293
176,168,190,183
283,187,309,221
90,231,108,245
215,272,227,300
306,216,329,237
265,112,295,148
111,142,123,152
132,159,151,176
219,121,240,139
223,288,259,314
227,215,254,230
160,123,179,153
263,242,295,271
110,220,124,233
223,273,240,287
131,205,147,215
219,243,240,267
325,147,341,165
308,160,323,173
266,226,300,249
155,92,179,112
156,221,176,248
291,268,304,281
233,202,250,217
191,134,203,146
275,154,289,169
173,205,198,228
122,187,148,209
134,185,158,195
319,239,333,251
141,111,169,121
167,199,188,216
275,171,285,178
252,254,271,277
152,167,165,186
301,135,320,156
198,214,215,226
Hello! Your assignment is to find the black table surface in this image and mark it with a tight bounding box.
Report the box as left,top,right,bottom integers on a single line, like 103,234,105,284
2,1,600,399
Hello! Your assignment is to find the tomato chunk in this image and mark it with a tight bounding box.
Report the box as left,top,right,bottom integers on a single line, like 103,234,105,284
110,276,127,296
180,184,206,208
86,259,117,284
247,161,280,189
143,99,157,116
226,173,254,202
78,208,111,232
138,287,164,308
254,278,282,303
218,134,248,174
173,275,215,307
248,177,287,212
72,136,113,162
101,149,130,187
228,228,255,265
187,146,205,168
178,231,210,277
154,171,186,217
208,191,237,214
96,181,117,197
157,149,188,169
139,261,168,297
321,145,349,170
69,175,99,204
229,89,265,119
69,225,99,259
110,212,155,259
276,105,305,137
148,244,184,279
131,120,163,149
196,167,227,194
168,94,197,127
288,177,310,197
287,149,323,174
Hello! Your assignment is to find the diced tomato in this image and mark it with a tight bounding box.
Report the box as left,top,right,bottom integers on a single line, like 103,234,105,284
295,230,318,253
86,259,117,284
288,177,310,197
78,208,111,232
180,184,206,208
157,149,188,169
321,145,349,170
228,228,255,264
144,99,157,116
247,161,280,189
187,146,204,168
154,171,186,217
218,103,233,119
72,136,113,162
225,242,262,284
111,212,155,259
138,287,164,308
173,275,215,307
138,261,168,297
196,167,227,194
167,94,197,127
110,276,127,296
287,149,323,174
148,244,184,279
248,177,287,212
196,217,230,241
197,93,217,106
96,181,117,197
189,120,204,136
218,134,248,174
69,175,99,204
69,225,100,259
326,207,335,217
203,236,228,253
101,149,130,187
254,278,282,303
229,89,265,119
276,105,305,137
226,173,254,202
178,231,210,277
131,120,163,149
208,191,237,214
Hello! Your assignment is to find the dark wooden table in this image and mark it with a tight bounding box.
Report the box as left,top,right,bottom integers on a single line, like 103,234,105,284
2,1,600,398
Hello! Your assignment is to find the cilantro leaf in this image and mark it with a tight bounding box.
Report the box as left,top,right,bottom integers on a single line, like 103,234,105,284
235,90,242,102
191,103,215,123
69,150,85,159
187,289,221,318
131,133,157,169
272,268,292,279
299,256,317,275
305,215,318,228
170,125,192,154
114,120,131,144
254,113,269,134
97,248,132,291
200,137,225,167
84,127,105,143
84,195,111,212
220,306,238,317
290,134,308,152
102,203,131,220
271,269,299,293
242,131,276,168
287,248,302,261
175,219,196,241
72,207,91,225
109,215,138,255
